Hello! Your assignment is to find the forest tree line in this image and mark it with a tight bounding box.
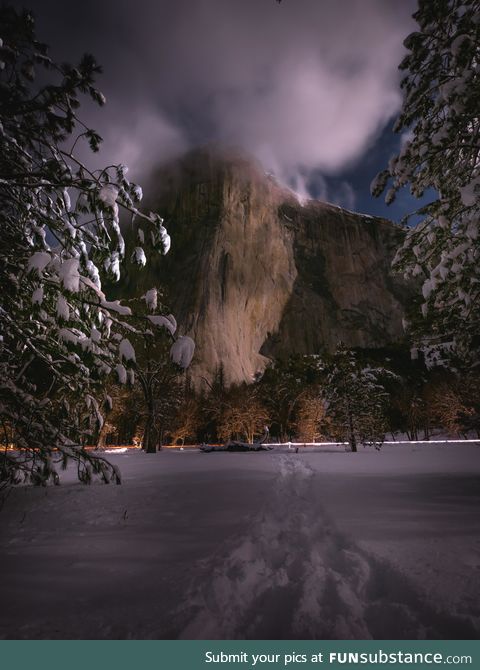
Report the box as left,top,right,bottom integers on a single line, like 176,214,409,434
94,341,480,450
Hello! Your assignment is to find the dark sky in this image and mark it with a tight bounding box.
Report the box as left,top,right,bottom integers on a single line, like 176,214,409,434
19,0,421,222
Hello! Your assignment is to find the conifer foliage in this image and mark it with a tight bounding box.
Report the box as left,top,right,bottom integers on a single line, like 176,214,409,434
372,0,480,364
325,344,391,451
0,8,184,492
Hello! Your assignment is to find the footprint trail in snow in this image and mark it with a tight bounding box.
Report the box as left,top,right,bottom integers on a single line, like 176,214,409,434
176,455,475,639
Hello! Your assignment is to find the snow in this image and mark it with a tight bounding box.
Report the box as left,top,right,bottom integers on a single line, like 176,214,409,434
82,266,102,293
27,251,50,275
459,177,480,207
115,363,127,384
58,258,80,293
58,328,78,345
1,443,480,640
143,288,158,311
466,220,478,240
147,314,176,335
132,247,146,267
100,299,132,316
90,326,101,343
132,185,143,202
119,338,136,363
56,295,69,321
104,252,121,282
31,287,44,305
98,184,119,209
421,277,435,299
159,224,171,254
62,188,71,212
170,335,195,368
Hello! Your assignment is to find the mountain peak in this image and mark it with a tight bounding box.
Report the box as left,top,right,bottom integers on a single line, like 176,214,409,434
129,147,409,387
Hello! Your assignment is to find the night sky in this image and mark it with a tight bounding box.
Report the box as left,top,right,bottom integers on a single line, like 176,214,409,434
19,0,421,222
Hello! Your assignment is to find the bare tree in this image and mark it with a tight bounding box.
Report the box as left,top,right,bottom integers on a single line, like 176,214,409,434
213,384,270,444
295,389,330,442
170,397,201,445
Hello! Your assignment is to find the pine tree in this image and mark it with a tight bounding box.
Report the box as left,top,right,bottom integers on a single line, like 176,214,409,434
325,344,390,451
0,8,190,491
372,0,480,366
125,294,187,453
259,355,325,441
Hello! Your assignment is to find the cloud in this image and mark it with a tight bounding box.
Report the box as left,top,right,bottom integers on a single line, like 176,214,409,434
285,171,357,211
332,182,357,211
93,105,188,175
31,0,416,193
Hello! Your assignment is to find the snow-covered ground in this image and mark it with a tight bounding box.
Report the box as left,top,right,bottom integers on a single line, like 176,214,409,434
1,443,480,639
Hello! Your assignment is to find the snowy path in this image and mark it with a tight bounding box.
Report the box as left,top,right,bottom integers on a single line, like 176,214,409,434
176,455,476,639
1,446,480,639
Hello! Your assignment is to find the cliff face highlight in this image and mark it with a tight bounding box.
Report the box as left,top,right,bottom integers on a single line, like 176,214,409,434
126,148,408,386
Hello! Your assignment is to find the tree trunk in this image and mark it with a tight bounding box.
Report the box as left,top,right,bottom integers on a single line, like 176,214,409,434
142,415,158,453
347,404,357,452
96,422,108,450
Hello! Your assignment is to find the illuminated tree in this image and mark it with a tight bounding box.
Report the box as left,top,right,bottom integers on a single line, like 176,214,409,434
373,0,480,365
0,8,190,490
325,344,391,451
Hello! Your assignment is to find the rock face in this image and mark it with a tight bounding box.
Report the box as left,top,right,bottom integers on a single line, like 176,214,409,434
126,147,408,387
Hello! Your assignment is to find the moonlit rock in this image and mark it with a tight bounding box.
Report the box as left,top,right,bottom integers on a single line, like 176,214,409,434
127,149,409,387
170,336,195,368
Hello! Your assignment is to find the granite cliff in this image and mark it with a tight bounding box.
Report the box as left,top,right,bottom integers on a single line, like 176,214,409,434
124,147,408,387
